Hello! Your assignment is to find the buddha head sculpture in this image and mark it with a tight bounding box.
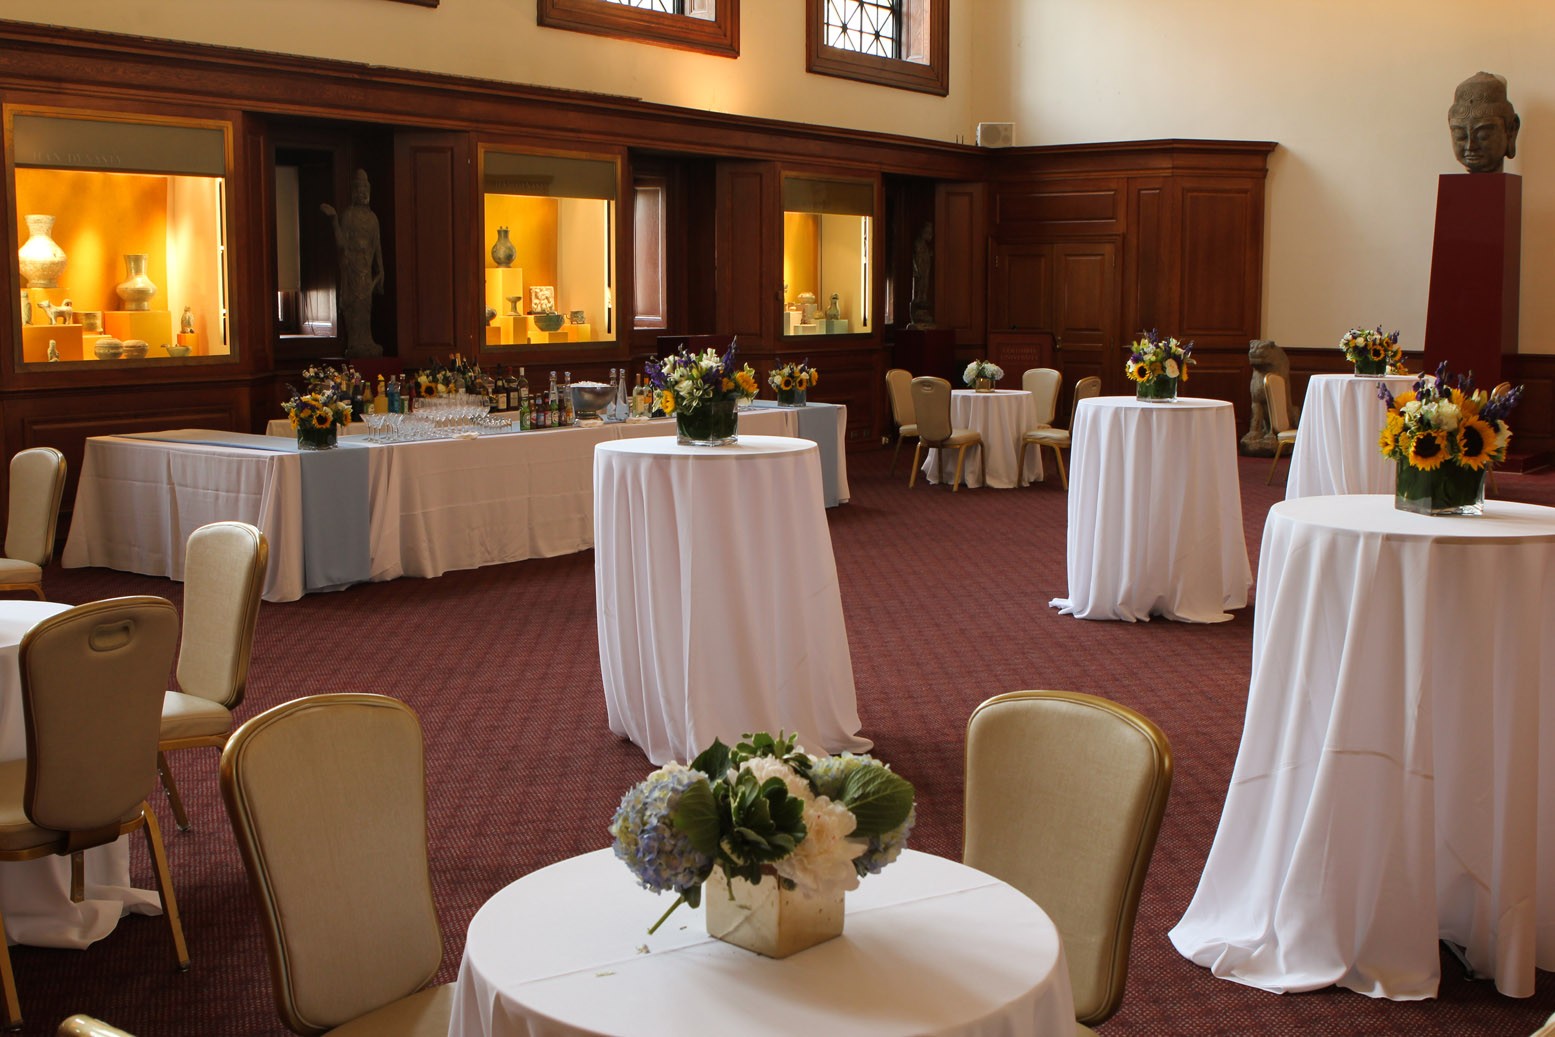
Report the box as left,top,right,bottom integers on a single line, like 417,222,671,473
1449,72,1520,173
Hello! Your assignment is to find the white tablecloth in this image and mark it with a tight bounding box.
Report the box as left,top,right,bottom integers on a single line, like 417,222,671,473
1050,397,1250,622
1171,495,1555,999
0,601,160,949
449,848,1076,1037
923,389,1043,489
594,435,869,765
1285,374,1415,499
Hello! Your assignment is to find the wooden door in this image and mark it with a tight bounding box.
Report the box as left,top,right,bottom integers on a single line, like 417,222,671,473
714,160,780,349
393,130,475,366
1052,241,1119,394
987,242,1053,331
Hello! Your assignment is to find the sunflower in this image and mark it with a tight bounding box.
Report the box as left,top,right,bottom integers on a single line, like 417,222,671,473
657,389,676,415
735,369,758,394
1390,389,1416,411
1406,428,1449,470
1368,343,1386,361
721,376,735,392
1378,413,1403,455
1454,417,1497,469
780,375,794,390
288,412,300,430
808,369,819,387
1126,360,1151,382
311,410,333,429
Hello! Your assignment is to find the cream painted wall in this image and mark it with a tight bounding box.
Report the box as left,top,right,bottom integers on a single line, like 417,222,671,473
974,0,1555,354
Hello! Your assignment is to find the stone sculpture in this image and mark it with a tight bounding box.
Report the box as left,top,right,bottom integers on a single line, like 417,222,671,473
1240,339,1298,457
908,222,934,328
1449,72,1520,174
321,168,384,357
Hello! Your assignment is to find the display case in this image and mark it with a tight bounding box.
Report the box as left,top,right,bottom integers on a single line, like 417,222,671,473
781,175,873,338
481,148,617,351
8,108,234,366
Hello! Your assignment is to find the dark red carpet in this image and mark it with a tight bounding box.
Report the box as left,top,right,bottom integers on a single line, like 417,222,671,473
12,448,1555,1036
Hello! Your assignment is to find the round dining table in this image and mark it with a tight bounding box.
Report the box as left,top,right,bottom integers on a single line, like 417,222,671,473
1285,372,1415,499
448,848,1076,1037
921,389,1042,489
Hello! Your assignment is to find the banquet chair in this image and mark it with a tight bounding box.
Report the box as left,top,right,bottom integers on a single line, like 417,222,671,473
1488,381,1513,496
885,368,918,475
963,691,1172,1031
0,447,66,600
907,376,982,491
1016,368,1062,486
1,596,188,1029
1021,375,1100,490
1264,372,1299,484
158,521,268,832
220,694,453,1037
57,1016,136,1037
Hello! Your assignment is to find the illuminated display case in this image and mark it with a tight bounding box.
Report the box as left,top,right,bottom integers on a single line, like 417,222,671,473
481,149,617,351
9,108,233,366
781,176,872,338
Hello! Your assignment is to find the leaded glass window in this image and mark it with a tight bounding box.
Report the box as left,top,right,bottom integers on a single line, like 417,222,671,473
823,0,900,59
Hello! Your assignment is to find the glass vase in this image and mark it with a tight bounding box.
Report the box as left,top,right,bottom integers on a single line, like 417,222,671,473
1353,355,1388,376
296,424,339,451
675,398,739,446
1136,375,1178,401
704,865,844,959
1394,461,1486,516
776,386,797,406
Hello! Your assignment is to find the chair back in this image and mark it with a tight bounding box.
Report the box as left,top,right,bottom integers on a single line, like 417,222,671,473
221,694,442,1035
6,447,66,567
885,368,915,428
177,521,268,709
1022,368,1061,427
909,376,954,443
1068,376,1102,430
19,597,179,845
1492,380,1513,400
963,690,1172,1026
1264,372,1294,434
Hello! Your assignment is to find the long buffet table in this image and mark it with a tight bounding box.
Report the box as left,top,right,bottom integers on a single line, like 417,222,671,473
64,408,845,603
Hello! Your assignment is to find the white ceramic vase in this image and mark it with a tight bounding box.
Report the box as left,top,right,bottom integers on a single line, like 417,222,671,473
18,214,67,289
116,253,158,311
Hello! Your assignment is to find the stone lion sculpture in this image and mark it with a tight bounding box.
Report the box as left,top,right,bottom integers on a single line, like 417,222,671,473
1240,339,1297,456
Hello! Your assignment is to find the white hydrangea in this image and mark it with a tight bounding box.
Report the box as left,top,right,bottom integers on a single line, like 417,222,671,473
773,795,866,895
739,756,812,804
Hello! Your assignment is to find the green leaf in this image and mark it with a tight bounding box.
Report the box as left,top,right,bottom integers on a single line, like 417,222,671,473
669,777,720,856
839,765,915,837
690,739,731,780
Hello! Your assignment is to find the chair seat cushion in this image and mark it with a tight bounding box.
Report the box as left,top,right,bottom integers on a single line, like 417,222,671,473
1024,428,1071,446
1278,430,1298,443
0,759,139,852
0,559,42,584
927,428,980,448
325,984,454,1037
899,423,918,437
161,690,234,742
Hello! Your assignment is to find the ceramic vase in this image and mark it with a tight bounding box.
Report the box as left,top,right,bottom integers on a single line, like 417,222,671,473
490,227,516,268
18,214,67,288
116,254,158,311
704,866,844,958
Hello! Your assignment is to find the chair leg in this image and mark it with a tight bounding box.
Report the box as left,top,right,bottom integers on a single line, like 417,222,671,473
1048,445,1069,491
158,750,191,832
951,445,967,492
69,852,83,903
0,902,19,1029
908,441,925,488
1018,441,1032,487
890,433,904,476
1267,440,1286,485
139,804,189,970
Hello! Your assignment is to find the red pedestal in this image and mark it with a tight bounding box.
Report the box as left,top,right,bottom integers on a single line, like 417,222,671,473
1423,173,1520,386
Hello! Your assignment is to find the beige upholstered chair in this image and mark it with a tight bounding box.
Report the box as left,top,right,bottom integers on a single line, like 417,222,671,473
1021,375,1100,490
220,694,452,1037
885,368,918,475
963,690,1173,1032
57,1016,136,1037
0,447,66,599
907,376,982,491
1021,367,1062,427
1264,372,1300,485
1,596,189,1029
158,521,268,831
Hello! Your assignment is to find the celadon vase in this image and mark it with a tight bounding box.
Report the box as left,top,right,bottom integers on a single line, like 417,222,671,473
116,253,158,311
490,226,516,268
703,866,844,958
18,214,67,288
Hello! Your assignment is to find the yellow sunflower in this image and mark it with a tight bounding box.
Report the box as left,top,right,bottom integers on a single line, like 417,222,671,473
735,369,758,394
288,412,300,430
657,389,676,415
780,375,794,390
1390,389,1416,411
1454,417,1497,469
1378,413,1403,455
311,410,333,429
808,369,819,387
1406,428,1449,470
1368,343,1385,361
1126,360,1151,382
721,376,735,392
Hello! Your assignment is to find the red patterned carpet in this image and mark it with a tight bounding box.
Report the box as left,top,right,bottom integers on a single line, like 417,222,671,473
13,447,1555,1036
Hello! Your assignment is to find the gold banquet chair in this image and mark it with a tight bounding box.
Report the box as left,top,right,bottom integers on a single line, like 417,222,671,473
963,691,1173,1032
1,597,189,1029
885,367,919,475
1016,368,1062,487
220,695,453,1036
1264,371,1300,485
908,376,982,491
158,521,268,831
1021,375,1100,490
57,1016,136,1037
0,447,67,600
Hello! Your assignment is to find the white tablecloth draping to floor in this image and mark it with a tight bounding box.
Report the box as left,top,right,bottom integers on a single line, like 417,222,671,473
595,435,869,765
1050,397,1250,622
923,389,1042,489
0,601,161,949
448,848,1075,1037
1171,495,1555,1000
1285,373,1415,499
747,400,851,506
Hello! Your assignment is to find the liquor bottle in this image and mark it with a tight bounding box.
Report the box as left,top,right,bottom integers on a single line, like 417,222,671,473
518,385,530,430
373,374,389,414
562,371,574,426
495,366,509,412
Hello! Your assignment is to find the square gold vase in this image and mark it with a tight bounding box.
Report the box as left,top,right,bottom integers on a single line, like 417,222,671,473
703,866,844,958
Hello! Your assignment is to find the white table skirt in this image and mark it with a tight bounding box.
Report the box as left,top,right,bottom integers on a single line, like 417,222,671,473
449,849,1076,1037
923,389,1042,489
595,435,869,765
1050,397,1250,622
1286,374,1416,499
0,602,160,949
1171,496,1555,999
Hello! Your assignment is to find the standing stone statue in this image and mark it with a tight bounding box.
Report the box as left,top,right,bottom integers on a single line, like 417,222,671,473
1240,339,1297,456
321,169,385,357
908,222,934,329
1449,72,1520,174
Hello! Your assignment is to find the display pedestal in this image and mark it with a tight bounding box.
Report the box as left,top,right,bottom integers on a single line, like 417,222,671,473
485,267,525,322
175,331,200,355
1423,173,1519,385
104,310,172,347
22,324,82,362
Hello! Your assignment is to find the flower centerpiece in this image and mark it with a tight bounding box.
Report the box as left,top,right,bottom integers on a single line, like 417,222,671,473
646,340,759,446
1341,326,1405,376
1379,362,1520,515
963,360,1004,393
283,387,354,450
610,731,916,958
769,360,818,407
1125,330,1193,401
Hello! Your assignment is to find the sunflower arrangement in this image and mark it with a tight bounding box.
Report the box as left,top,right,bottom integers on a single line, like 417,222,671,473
645,340,758,417
1380,364,1520,514
1341,326,1405,374
1124,330,1194,384
283,387,354,447
768,360,819,393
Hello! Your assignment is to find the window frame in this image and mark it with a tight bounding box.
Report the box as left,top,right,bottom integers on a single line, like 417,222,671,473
538,0,739,58
805,0,948,96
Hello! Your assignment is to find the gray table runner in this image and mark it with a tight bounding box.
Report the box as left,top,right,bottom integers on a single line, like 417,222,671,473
749,401,843,507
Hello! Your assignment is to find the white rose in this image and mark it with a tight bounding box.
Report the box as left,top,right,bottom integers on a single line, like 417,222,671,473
1431,402,1460,429
1164,359,1180,379
772,796,865,895
1402,400,1421,416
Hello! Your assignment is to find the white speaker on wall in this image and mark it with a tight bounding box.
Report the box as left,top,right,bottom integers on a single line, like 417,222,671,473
976,122,1015,148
